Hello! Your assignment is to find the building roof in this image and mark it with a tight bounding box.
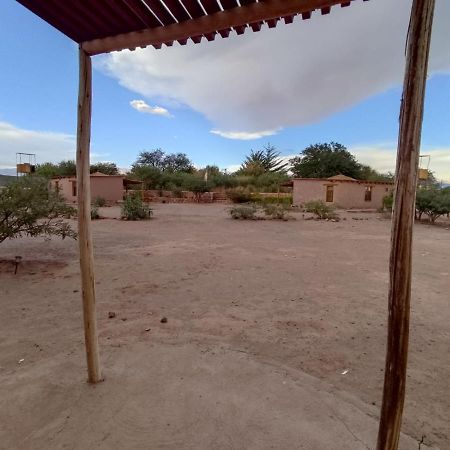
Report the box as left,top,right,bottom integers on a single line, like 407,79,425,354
293,177,394,185
16,0,363,55
327,174,357,181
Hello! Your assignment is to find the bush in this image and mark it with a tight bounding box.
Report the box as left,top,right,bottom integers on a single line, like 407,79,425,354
382,193,394,211
229,204,258,220
256,195,293,206
262,203,291,220
91,207,100,220
0,176,76,244
121,194,152,221
93,196,106,207
227,187,253,203
303,200,339,220
416,188,450,223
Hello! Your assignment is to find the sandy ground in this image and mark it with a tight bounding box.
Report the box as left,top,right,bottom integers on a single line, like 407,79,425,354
0,204,449,450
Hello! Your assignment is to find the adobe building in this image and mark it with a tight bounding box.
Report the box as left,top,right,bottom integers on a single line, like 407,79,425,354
51,172,141,204
291,174,394,210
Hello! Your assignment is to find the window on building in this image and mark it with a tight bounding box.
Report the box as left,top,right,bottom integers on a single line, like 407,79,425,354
326,185,334,203
71,180,77,197
365,186,372,202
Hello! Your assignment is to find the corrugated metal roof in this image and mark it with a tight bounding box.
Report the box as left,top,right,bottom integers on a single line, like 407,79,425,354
16,0,367,55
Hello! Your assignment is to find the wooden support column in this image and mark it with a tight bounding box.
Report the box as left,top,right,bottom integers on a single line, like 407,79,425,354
76,46,102,383
377,1,435,449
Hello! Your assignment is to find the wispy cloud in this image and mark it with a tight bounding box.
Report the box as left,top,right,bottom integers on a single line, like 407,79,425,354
210,129,278,140
0,121,75,168
130,99,173,118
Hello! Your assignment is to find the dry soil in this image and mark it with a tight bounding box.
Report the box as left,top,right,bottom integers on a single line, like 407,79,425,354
0,204,449,450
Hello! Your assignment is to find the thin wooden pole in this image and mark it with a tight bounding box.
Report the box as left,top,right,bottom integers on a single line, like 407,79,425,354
76,46,102,383
377,1,435,448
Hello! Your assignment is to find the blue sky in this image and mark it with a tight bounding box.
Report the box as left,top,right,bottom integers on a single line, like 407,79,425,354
1,0,449,180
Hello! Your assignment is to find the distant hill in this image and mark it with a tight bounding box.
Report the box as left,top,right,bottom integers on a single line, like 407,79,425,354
0,174,15,186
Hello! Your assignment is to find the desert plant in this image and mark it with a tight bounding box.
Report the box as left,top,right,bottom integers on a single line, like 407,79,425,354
256,195,293,206
91,207,100,220
226,187,253,203
121,193,152,220
229,204,258,220
262,203,291,220
382,192,394,211
93,196,106,207
0,176,76,244
303,200,339,220
415,188,450,223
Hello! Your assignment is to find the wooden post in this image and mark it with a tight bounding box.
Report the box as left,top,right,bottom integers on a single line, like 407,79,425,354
377,1,435,449
76,46,102,383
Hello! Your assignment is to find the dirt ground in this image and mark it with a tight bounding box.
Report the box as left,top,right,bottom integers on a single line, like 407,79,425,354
0,204,449,450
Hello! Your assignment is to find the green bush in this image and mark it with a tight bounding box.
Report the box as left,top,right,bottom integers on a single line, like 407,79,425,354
121,194,152,221
382,193,393,211
303,200,339,220
229,204,258,220
0,176,76,244
91,207,100,220
256,195,293,206
416,188,450,223
226,187,253,203
262,203,291,220
93,196,106,207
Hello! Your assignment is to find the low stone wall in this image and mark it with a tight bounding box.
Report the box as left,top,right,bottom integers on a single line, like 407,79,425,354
125,190,228,204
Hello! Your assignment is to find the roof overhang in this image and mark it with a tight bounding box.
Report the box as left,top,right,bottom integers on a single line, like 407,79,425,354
16,0,366,55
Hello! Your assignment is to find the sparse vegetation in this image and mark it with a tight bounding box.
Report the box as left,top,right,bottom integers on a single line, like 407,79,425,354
90,207,100,220
382,192,394,211
227,187,253,203
93,196,106,207
229,202,293,221
0,176,76,244
121,193,152,221
229,204,258,220
262,203,291,220
303,200,339,220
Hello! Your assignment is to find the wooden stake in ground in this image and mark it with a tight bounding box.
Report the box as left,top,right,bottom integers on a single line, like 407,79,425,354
76,46,102,383
377,1,435,449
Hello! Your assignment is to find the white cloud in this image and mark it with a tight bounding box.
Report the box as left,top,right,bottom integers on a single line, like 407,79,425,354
98,0,450,134
130,99,173,118
210,128,278,140
0,121,75,168
351,144,450,183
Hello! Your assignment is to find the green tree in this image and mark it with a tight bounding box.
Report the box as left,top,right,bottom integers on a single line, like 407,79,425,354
290,142,362,179
132,149,194,173
129,165,163,189
35,162,60,179
134,149,165,169
57,160,77,176
90,162,119,175
0,176,76,244
415,188,450,223
239,144,288,175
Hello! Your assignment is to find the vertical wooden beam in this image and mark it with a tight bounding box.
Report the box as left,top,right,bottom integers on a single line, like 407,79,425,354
377,1,435,449
76,46,102,384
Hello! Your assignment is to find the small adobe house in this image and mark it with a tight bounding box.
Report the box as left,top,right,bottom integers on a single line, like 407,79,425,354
291,174,394,209
51,172,141,204
15,0,436,448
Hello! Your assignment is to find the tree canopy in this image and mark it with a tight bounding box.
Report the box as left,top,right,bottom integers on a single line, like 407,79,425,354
289,142,393,181
133,149,194,173
239,144,288,176
36,160,119,178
